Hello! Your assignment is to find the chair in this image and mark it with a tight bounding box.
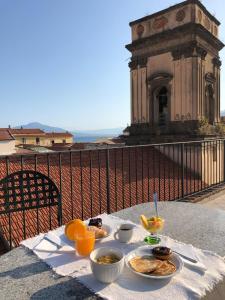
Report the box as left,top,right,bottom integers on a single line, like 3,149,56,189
0,170,62,250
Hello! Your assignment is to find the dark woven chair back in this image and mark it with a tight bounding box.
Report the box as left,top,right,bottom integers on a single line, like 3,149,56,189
0,170,62,249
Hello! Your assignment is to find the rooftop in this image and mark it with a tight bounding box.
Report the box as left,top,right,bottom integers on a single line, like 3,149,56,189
9,128,46,136
0,128,74,139
0,129,14,141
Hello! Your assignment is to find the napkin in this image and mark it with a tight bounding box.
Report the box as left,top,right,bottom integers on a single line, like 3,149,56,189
21,213,225,300
161,236,207,272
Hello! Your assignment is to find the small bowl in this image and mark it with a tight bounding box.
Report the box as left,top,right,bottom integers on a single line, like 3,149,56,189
90,247,124,283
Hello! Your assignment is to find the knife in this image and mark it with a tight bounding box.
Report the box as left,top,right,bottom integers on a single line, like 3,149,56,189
173,250,198,264
43,235,61,249
34,235,74,254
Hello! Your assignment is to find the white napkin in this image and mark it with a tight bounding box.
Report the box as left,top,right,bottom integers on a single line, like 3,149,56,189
21,213,225,300
161,236,207,272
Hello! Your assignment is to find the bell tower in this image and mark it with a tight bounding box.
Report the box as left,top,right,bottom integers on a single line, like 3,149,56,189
125,0,224,141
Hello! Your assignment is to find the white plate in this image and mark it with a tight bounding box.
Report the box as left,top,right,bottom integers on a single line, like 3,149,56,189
86,223,112,241
125,245,183,279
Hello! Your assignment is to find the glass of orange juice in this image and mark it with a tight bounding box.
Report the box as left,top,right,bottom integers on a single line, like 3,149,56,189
76,231,95,256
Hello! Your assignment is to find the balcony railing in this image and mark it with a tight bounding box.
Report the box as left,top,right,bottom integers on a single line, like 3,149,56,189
0,139,224,250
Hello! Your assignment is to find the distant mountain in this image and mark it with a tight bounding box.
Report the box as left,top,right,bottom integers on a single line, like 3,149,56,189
15,122,124,138
15,122,67,133
221,110,225,117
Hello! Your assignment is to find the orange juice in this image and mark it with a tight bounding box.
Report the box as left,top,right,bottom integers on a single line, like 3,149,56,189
76,231,95,256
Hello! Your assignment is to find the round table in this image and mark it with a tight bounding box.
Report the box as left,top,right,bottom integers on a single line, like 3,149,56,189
0,202,225,300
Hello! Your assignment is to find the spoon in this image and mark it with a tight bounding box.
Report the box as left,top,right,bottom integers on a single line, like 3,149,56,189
153,192,159,217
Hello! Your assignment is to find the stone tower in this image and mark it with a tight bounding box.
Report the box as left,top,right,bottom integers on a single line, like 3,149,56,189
125,0,224,141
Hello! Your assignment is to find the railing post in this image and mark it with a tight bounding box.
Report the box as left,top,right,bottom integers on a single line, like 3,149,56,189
106,148,111,214
223,140,225,183
181,143,185,199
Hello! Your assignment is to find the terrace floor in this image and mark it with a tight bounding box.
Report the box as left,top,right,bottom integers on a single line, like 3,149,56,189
199,189,225,211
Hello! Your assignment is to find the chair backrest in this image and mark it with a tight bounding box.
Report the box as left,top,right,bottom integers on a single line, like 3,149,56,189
0,170,62,249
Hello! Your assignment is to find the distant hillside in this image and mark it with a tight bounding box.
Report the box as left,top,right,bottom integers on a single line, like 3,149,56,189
221,110,225,117
15,122,66,132
15,122,124,139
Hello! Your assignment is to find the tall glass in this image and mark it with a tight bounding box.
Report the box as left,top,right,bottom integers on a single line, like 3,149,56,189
141,216,164,245
76,231,95,256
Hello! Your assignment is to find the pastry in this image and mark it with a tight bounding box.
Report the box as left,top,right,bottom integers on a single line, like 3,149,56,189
87,225,108,239
152,246,172,260
151,260,176,276
88,218,102,228
129,256,163,274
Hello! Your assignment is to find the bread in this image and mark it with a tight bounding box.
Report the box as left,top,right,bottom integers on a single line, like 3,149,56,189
151,260,176,276
129,256,163,273
152,246,172,260
88,226,108,239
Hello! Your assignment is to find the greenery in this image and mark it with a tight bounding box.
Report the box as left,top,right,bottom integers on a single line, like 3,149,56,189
197,118,225,136
214,123,225,135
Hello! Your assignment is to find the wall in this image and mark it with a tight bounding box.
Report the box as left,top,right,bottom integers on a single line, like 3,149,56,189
201,141,224,185
132,3,192,41
194,4,218,38
158,141,224,187
46,137,73,145
131,52,199,124
131,67,147,124
14,136,73,146
131,2,218,42
14,137,46,146
0,140,16,155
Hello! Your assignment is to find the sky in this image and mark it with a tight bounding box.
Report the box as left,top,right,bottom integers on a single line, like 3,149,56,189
0,0,224,130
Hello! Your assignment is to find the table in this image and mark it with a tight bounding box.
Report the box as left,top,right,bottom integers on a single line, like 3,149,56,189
1,202,225,300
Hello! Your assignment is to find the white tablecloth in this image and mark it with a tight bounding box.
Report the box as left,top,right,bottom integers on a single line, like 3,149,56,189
21,213,225,300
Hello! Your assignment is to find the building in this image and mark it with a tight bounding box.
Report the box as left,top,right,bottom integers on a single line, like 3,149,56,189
44,132,74,145
125,0,224,142
9,129,47,146
4,128,74,146
0,129,16,155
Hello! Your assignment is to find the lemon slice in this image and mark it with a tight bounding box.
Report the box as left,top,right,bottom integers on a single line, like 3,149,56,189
140,215,149,230
65,219,86,241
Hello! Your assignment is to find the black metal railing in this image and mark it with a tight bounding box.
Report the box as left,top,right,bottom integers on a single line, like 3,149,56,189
0,139,224,250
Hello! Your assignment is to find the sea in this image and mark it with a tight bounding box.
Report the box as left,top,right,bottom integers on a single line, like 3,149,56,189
74,136,115,143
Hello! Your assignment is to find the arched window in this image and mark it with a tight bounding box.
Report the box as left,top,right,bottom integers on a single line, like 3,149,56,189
157,87,168,126
205,85,214,125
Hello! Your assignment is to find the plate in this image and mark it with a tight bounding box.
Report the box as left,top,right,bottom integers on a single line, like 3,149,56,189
125,245,183,279
96,224,112,241
85,223,112,241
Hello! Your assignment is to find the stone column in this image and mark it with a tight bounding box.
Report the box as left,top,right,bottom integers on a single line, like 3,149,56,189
129,57,148,125
212,57,222,122
129,60,138,124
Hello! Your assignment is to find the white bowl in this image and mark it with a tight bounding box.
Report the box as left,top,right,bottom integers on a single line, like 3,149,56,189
90,247,124,283
126,245,183,280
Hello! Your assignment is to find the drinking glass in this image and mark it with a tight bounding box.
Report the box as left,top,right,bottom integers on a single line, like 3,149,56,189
76,231,95,256
141,217,164,245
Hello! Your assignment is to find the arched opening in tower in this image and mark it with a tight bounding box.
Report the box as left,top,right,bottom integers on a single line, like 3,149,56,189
158,86,168,126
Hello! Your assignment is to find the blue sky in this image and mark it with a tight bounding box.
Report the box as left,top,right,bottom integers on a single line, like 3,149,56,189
0,0,224,130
